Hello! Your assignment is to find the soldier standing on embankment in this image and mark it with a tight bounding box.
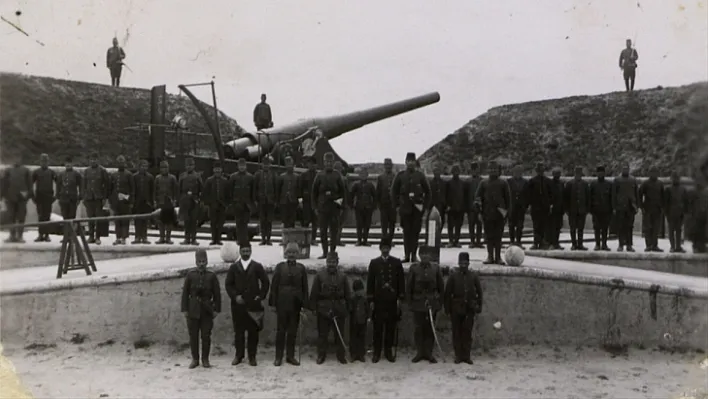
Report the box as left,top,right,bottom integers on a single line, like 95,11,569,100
106,37,126,87
619,38,639,92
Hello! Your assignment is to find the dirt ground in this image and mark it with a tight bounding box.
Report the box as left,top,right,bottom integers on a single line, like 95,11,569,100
2,342,707,399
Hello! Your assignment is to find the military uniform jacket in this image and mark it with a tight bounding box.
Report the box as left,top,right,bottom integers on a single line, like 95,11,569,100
111,169,135,206
269,261,309,312
312,169,346,213
639,179,664,214
224,260,270,311
429,177,446,211
351,294,370,325
298,169,317,205
376,172,396,207
56,169,82,201
464,176,482,213
1,166,33,202
351,179,377,210
228,171,254,210
589,179,613,214
549,178,564,213
366,255,405,309
445,177,465,212
613,175,638,212
406,261,444,312
507,176,528,211
664,184,689,219
310,269,351,318
154,173,178,206
181,268,222,319
254,169,278,205
391,169,431,214
443,269,483,315
475,177,511,219
564,179,590,215
178,171,203,201
202,175,229,208
132,172,155,206
32,167,56,198
526,175,552,211
277,171,300,205
83,166,111,201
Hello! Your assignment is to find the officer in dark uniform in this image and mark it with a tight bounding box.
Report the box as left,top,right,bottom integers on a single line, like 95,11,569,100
613,164,639,252
1,158,32,243
564,166,590,250
506,165,528,248
31,154,56,242
132,159,154,244
181,249,221,369
254,157,278,245
334,161,349,247
639,167,665,252
277,156,300,228
56,157,82,220
154,160,178,244
351,168,377,246
228,158,255,244
179,157,203,246
464,162,483,248
443,252,482,365
298,156,318,242
664,171,689,253
269,242,309,366
407,251,444,363
377,158,397,241
310,251,351,364
429,165,447,230
445,165,466,248
202,162,229,245
82,153,111,244
111,155,134,245
391,152,431,262
526,162,552,249
312,152,347,259
589,165,613,251
546,167,565,250
366,236,405,363
475,161,511,264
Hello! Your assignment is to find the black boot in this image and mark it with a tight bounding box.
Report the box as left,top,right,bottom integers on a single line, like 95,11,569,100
483,245,494,264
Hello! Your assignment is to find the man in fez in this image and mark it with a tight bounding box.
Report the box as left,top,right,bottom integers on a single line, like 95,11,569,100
407,251,444,363
475,161,511,265
444,252,482,364
391,152,431,262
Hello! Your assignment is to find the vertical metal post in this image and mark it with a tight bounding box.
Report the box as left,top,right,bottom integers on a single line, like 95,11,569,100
210,81,221,140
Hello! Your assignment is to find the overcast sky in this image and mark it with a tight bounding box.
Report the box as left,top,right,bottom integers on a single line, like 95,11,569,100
1,0,706,163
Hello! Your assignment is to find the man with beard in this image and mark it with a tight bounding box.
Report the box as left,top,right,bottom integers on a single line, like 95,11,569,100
181,249,221,369
310,251,351,364
254,157,278,246
333,161,348,247
82,153,111,245
546,167,565,250
132,159,154,244
202,162,229,245
298,156,319,243
443,252,482,365
429,165,447,230
351,168,377,246
269,242,309,366
445,164,466,248
56,157,82,220
366,236,405,363
179,157,203,245
225,242,270,366
154,160,178,245
613,164,639,252
277,156,300,228
564,166,590,251
407,251,444,363
111,155,134,245
638,167,665,252
31,154,56,242
474,161,511,264
464,162,483,248
228,158,255,244
391,152,431,262
376,158,397,241
664,171,689,253
506,165,527,248
1,157,32,243
312,153,347,259
526,162,552,249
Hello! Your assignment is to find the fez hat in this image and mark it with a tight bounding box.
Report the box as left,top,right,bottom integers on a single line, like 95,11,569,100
405,152,416,162
552,166,562,174
451,164,460,172
380,236,392,248
535,162,545,170
238,158,247,164
195,249,208,262
352,279,364,291
596,165,606,172
384,158,393,165
285,242,300,252
327,251,339,261
458,252,470,262
238,240,251,249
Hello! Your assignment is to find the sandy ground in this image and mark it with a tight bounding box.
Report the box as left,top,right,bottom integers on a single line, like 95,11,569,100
2,342,706,399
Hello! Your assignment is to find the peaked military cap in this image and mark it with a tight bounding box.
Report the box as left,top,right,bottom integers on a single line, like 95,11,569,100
458,252,470,262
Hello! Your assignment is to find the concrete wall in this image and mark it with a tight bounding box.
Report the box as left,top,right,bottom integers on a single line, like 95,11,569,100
2,264,706,352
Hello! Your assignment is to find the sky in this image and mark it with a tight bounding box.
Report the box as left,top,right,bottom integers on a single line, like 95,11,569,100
1,0,706,163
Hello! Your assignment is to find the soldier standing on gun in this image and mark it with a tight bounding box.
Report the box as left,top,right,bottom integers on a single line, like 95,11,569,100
429,165,447,230
228,158,254,244
298,156,318,243
546,167,565,250
132,159,154,244
464,162,483,248
565,166,590,251
527,162,552,249
111,155,134,245
254,157,277,246
181,249,221,369
444,252,482,365
590,165,613,251
333,161,348,247
56,157,82,221
32,154,56,242
639,167,665,252
664,171,689,253
613,164,639,252
366,236,404,363
82,153,110,245
445,165,466,248
506,165,528,248
154,160,178,244
277,156,300,228
253,93,273,131
310,251,351,364
179,157,203,246
269,242,309,366
351,168,377,246
475,161,511,265
203,162,229,246
312,152,347,259
407,251,444,363
1,157,32,243
391,152,431,263
377,158,398,242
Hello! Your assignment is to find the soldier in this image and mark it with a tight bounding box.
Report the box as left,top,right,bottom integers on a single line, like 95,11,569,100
56,157,82,220
310,251,351,364
350,168,377,246
366,237,405,363
154,160,178,244
464,162,483,248
1,158,32,243
106,37,126,87
589,165,613,251
639,167,665,252
506,165,528,248
277,156,300,228
445,164,466,248
225,243,270,366
298,156,318,243
82,153,111,245
254,157,277,246
546,167,565,250
407,251,444,363
443,252,482,365
31,154,56,242
526,162,552,249
111,155,134,245
664,171,689,253
181,249,221,369
376,158,397,241
202,162,229,245
391,152,431,262
269,242,309,366
619,38,639,92
349,279,369,362
312,152,347,259
613,165,639,252
253,93,273,130
228,158,255,244
132,159,154,244
564,166,590,251
179,157,203,246
475,161,511,264
334,161,348,247
429,165,447,230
